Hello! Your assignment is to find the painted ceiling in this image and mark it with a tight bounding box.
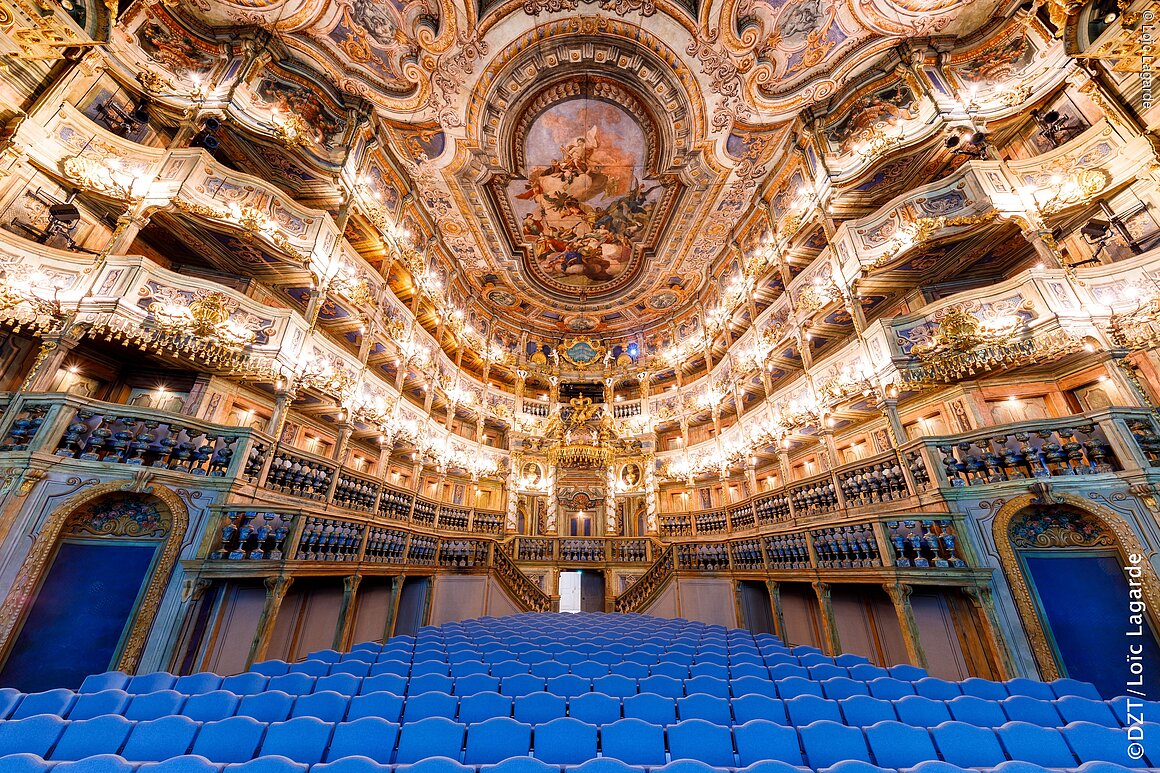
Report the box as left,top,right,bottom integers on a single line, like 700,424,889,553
121,0,1006,337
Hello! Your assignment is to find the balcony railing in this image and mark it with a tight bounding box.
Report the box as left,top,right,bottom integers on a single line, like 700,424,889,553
655,406,1160,537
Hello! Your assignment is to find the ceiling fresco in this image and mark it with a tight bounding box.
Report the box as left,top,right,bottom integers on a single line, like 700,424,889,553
105,0,1011,339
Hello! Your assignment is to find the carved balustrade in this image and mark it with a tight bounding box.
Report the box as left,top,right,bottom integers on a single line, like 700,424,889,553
333,471,380,512
377,488,414,521
261,446,336,500
492,545,551,612
438,506,470,532
836,452,910,506
788,473,840,515
694,510,727,534
883,519,967,568
810,523,881,569
472,510,504,534
614,545,674,613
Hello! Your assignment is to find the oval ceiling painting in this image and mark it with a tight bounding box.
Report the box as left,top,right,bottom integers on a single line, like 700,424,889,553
507,98,662,299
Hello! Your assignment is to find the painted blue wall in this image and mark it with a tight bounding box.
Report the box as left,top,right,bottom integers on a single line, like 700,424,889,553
0,540,158,691
1025,552,1160,698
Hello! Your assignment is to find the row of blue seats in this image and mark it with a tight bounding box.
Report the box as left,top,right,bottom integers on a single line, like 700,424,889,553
239,661,884,682
275,652,856,671
4,685,1146,728
75,670,1096,702
0,753,1149,773
0,711,1155,768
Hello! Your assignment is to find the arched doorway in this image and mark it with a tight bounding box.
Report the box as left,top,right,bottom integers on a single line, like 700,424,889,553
995,494,1160,696
0,485,186,690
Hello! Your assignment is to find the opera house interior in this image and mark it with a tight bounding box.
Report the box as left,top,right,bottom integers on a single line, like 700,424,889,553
0,0,1156,767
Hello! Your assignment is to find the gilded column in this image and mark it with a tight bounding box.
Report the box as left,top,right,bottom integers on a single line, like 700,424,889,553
546,464,558,534
505,455,520,532
812,581,841,655
605,462,618,535
643,456,659,534
766,579,787,641
383,575,404,640
883,582,929,669
247,576,293,667
333,575,362,650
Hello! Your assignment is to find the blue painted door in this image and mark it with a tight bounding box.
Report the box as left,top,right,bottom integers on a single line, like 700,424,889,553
1022,552,1160,698
0,540,158,690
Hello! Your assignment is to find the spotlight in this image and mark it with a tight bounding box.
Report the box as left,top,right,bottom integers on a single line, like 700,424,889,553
1080,219,1111,240
132,101,152,123
48,203,80,225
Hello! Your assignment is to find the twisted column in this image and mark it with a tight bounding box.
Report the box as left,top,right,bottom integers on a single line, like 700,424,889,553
505,456,519,532
605,463,618,535
546,464,558,534
644,457,659,534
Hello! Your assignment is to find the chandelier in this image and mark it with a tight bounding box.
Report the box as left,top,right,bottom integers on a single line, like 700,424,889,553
148,291,256,353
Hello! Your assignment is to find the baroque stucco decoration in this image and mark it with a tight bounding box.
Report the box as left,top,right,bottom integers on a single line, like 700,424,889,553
990,492,1160,681
0,481,189,675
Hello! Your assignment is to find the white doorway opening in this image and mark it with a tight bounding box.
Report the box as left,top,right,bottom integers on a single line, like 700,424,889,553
558,571,583,613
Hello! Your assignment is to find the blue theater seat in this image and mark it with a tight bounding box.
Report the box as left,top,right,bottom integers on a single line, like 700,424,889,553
287,660,330,677
221,674,269,695
913,678,961,701
314,674,361,695
959,678,1009,700
404,691,459,721
591,675,636,698
622,693,676,724
530,662,570,679
947,695,1008,727
323,719,399,764
52,753,137,772
568,692,620,724
1056,696,1121,726
0,753,50,773
839,696,896,727
67,689,130,719
249,661,290,677
121,715,199,761
135,755,223,772
50,714,133,759
800,720,872,769
237,691,294,722
847,665,889,681
395,718,466,764
125,689,187,720
408,674,454,695
181,690,240,722
733,719,803,766
173,673,224,695
190,716,267,763
257,717,333,764
12,688,75,718
546,674,591,697
569,759,641,773
483,758,560,773
514,692,566,723
1050,678,1102,699
894,695,952,727
866,678,916,700
997,722,1080,768
127,672,179,693
292,690,348,721
347,691,403,721
668,718,736,767
821,678,869,700
639,675,684,698
786,695,842,725
1002,696,1064,726
730,676,777,699
224,757,309,772
78,673,129,694
0,715,66,757
533,717,597,764
731,695,787,724
1063,721,1150,767
777,678,822,700
463,716,532,764
458,691,512,723
864,721,939,768
600,718,666,766
678,694,731,724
